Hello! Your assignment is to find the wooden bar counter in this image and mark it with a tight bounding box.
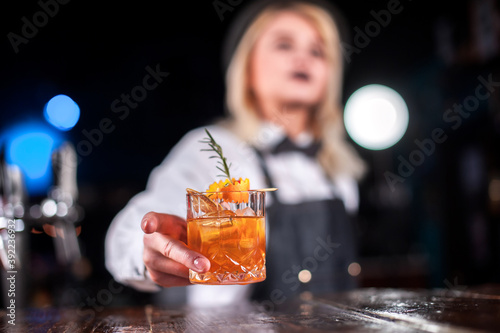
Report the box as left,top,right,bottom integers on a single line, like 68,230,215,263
2,286,500,332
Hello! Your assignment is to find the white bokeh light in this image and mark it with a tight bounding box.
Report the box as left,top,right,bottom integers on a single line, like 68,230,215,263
42,199,57,217
344,84,409,150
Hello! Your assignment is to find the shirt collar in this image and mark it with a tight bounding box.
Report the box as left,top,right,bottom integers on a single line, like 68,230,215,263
252,121,315,152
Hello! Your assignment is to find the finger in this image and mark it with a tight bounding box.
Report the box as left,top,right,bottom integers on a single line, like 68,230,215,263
146,267,191,288
146,233,210,273
43,224,57,238
141,212,186,241
143,249,190,279
31,227,44,234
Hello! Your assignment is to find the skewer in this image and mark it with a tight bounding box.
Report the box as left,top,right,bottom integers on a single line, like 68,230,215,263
254,188,278,192
187,188,278,193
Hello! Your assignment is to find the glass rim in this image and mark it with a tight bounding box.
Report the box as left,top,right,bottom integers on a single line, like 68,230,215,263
186,190,266,195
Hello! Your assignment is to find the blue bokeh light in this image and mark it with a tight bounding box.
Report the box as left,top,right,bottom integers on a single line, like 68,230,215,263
44,94,80,131
1,122,62,196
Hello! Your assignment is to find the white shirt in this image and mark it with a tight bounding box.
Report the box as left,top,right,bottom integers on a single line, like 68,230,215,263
105,122,359,306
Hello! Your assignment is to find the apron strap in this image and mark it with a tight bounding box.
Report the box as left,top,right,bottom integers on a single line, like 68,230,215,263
252,148,280,203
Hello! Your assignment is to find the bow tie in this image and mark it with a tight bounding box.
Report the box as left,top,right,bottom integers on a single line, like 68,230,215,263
270,137,322,157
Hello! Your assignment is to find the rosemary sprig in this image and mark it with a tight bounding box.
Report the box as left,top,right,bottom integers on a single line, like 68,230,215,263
200,128,232,183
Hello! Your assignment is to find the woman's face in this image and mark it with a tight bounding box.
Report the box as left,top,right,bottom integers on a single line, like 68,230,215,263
250,11,331,111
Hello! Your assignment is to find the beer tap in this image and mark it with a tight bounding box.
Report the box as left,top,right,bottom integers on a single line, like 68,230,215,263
0,145,26,271
43,142,82,265
0,146,9,271
0,144,27,309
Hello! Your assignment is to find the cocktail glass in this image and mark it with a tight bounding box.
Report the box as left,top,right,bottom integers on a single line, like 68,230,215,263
186,190,266,285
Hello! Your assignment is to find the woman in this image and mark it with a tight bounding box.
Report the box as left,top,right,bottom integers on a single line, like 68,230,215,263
105,0,365,307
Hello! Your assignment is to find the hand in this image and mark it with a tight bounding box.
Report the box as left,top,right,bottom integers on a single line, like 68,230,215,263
141,212,210,287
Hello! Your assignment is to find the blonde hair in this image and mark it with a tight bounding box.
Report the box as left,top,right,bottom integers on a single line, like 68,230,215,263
224,1,366,180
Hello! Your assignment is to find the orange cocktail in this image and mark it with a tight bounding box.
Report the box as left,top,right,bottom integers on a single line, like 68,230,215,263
186,190,266,285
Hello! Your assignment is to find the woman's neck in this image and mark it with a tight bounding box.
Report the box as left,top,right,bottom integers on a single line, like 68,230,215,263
257,100,311,139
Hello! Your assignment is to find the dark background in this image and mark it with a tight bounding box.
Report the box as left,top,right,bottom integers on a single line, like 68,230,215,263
1,0,499,307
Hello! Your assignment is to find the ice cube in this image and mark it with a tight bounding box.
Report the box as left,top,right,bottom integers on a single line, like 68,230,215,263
199,217,233,228
203,210,236,218
239,207,256,216
221,210,236,217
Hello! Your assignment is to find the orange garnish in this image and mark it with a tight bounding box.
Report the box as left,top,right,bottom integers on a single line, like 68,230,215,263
206,177,250,203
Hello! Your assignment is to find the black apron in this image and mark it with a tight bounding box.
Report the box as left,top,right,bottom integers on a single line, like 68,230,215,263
251,149,358,302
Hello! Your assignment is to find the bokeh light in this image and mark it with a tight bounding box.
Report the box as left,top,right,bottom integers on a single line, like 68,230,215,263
344,84,409,150
1,122,61,195
44,94,80,131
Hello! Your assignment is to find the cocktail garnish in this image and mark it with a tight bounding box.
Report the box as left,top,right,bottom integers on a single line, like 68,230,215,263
207,177,250,203
200,128,233,184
